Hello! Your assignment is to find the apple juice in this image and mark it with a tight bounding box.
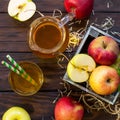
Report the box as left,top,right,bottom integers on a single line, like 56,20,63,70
9,61,44,96
28,16,69,58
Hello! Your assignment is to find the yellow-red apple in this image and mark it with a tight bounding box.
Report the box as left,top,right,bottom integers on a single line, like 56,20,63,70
54,96,84,120
88,36,119,65
89,65,120,95
67,54,96,83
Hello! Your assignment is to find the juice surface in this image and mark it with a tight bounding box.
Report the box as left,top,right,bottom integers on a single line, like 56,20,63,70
9,62,44,96
34,22,62,49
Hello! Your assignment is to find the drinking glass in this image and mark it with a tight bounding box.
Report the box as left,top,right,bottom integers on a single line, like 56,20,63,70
9,61,44,96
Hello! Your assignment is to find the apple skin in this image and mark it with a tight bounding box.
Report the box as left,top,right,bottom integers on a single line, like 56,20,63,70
89,66,120,95
54,96,84,120
88,36,119,65
64,0,94,19
2,106,31,120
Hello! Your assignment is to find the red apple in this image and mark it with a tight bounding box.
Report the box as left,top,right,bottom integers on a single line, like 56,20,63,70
54,96,84,120
89,65,120,95
64,0,94,19
88,36,119,65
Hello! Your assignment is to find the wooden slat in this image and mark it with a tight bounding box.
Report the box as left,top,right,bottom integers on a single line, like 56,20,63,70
0,92,118,120
0,92,57,119
0,0,120,12
0,52,69,91
0,13,119,54
0,0,120,120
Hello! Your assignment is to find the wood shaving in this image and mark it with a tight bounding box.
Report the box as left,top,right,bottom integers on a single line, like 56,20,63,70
92,17,115,31
81,93,120,120
111,31,120,37
105,0,113,8
55,81,120,120
56,53,69,69
66,31,81,52
52,9,63,18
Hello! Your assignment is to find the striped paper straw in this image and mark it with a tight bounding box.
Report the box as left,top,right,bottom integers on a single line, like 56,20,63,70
2,61,21,75
6,55,37,85
1,59,37,86
6,54,25,74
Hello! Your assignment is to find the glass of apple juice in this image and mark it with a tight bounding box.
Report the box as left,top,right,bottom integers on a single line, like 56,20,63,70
8,61,44,96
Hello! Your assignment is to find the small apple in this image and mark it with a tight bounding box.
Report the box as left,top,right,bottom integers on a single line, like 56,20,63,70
89,65,120,95
54,96,84,120
88,36,119,65
2,106,31,120
67,54,96,83
64,0,94,19
8,0,36,21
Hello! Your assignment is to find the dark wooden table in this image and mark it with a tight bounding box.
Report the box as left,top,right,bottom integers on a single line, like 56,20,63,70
0,0,120,120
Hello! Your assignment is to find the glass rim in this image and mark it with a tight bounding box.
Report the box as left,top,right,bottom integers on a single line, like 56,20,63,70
8,61,44,96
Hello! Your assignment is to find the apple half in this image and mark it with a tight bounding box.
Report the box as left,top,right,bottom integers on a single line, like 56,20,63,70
2,106,31,120
67,54,96,83
8,0,36,21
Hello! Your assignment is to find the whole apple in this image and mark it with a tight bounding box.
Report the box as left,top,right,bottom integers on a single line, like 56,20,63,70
2,106,31,120
88,36,119,65
64,0,94,19
89,65,120,95
54,96,84,120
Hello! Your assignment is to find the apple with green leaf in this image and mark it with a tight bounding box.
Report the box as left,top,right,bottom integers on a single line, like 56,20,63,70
67,53,96,83
2,106,31,120
8,0,36,21
54,96,84,120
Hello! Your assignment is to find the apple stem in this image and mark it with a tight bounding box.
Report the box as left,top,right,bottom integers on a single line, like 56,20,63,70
102,41,107,49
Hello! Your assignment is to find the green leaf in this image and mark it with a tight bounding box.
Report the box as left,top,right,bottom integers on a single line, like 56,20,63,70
117,68,120,76
117,68,120,92
118,85,120,92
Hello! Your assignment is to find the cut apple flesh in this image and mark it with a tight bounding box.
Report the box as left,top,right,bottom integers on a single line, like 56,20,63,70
67,54,96,83
71,54,96,72
17,2,36,21
8,0,36,21
67,62,89,82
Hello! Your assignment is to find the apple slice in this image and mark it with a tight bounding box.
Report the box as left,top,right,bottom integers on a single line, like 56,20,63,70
67,54,96,83
8,0,36,21
2,106,31,120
